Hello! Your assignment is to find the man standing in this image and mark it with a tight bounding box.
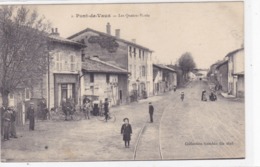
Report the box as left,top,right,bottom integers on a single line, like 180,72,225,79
149,102,154,123
10,107,18,138
3,108,12,141
104,98,109,122
27,102,35,131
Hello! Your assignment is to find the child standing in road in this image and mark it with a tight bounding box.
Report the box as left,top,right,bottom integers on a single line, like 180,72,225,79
121,118,132,148
181,92,185,101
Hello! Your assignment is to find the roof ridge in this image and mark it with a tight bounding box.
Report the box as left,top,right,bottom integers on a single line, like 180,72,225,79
67,27,152,52
89,58,128,72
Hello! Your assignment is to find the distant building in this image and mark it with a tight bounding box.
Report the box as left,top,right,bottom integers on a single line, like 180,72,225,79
81,56,128,106
68,23,154,101
226,48,244,97
215,60,228,93
153,64,177,95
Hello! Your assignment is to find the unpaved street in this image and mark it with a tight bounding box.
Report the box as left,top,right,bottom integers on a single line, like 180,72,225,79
1,80,244,162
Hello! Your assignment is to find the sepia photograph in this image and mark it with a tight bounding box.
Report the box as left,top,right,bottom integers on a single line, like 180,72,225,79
0,1,245,162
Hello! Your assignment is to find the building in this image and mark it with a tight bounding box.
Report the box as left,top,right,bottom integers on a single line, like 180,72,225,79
67,23,154,101
153,64,177,95
215,60,228,93
226,48,244,97
81,56,128,106
45,29,86,108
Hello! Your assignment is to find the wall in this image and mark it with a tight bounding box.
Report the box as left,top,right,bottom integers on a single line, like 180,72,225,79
237,75,244,98
70,31,128,70
83,73,119,106
217,63,228,92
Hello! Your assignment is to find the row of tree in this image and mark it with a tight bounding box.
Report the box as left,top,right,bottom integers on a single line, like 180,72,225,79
168,52,196,86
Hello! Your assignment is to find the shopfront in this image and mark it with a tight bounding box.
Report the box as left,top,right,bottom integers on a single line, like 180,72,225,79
54,74,79,107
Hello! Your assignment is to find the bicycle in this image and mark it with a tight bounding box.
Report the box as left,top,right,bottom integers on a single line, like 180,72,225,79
96,112,116,122
50,107,82,121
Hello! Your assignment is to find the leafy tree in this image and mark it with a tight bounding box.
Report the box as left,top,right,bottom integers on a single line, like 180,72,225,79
177,52,196,81
0,6,50,107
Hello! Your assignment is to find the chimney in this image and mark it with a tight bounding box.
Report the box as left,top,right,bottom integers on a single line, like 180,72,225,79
106,23,111,35
132,39,136,43
50,27,60,36
115,29,120,38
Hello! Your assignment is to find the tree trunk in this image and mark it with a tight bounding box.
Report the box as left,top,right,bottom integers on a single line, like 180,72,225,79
1,91,9,108
1,90,9,107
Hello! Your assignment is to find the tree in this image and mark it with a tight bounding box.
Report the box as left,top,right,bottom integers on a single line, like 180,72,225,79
0,6,51,107
177,52,196,81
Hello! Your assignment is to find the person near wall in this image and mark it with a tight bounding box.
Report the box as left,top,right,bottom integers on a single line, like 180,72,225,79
121,118,132,148
10,107,18,138
149,102,154,123
104,98,109,122
83,100,90,119
27,102,35,131
3,108,12,141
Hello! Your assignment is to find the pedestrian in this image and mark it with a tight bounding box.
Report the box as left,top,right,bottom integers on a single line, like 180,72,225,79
10,107,18,138
27,102,35,131
173,85,177,92
83,100,90,119
121,118,132,148
181,92,185,101
3,108,12,141
149,102,154,123
104,98,109,122
201,90,207,101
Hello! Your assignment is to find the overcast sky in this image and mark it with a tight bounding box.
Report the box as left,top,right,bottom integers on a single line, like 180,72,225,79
28,2,243,69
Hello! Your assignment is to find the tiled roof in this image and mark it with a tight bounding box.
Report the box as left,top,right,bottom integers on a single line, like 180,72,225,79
82,58,128,74
67,28,153,52
153,64,176,72
49,35,86,47
225,48,244,57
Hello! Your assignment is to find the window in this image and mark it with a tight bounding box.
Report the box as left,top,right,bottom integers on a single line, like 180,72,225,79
134,65,136,78
139,66,142,77
90,73,94,83
142,66,146,77
106,74,110,83
70,54,76,71
55,52,62,71
25,88,30,100
139,49,141,59
81,53,85,62
133,48,136,59
129,46,132,57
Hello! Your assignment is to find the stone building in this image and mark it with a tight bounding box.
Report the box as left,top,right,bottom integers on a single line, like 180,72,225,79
68,23,153,102
153,64,177,95
45,29,86,108
81,56,128,106
226,48,244,97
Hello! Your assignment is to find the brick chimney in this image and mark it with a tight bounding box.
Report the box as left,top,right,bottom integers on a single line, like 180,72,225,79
115,29,120,38
132,39,136,43
51,28,60,36
106,23,111,35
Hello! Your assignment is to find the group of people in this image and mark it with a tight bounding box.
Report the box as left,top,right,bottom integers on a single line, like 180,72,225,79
61,98,76,121
201,90,217,102
1,106,18,141
81,98,110,121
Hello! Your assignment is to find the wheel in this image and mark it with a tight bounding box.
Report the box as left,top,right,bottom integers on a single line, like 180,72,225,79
107,113,116,122
72,112,82,121
97,115,105,121
50,112,61,121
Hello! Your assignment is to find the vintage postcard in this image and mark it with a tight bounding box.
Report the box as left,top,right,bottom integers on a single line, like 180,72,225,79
0,1,244,162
